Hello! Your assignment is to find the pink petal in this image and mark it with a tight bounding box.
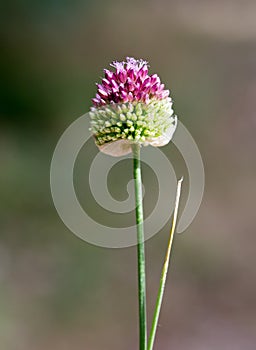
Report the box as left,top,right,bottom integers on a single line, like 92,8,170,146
150,74,160,85
110,79,119,90
119,70,127,83
102,78,111,87
150,83,160,93
127,68,136,81
98,88,108,98
104,69,114,80
159,83,165,92
138,65,148,79
121,91,128,99
128,92,133,101
92,98,100,106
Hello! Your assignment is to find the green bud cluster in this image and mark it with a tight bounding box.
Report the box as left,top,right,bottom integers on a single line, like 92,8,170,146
89,98,176,147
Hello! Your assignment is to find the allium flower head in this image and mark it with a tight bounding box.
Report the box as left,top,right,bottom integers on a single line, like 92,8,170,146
90,57,177,156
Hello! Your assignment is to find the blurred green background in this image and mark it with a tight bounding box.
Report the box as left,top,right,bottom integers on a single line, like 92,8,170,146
1,0,256,349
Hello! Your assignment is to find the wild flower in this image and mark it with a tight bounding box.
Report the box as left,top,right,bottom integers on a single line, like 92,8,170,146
90,57,177,156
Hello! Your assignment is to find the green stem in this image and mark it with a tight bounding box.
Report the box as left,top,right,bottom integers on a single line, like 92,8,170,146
148,177,183,350
132,143,147,350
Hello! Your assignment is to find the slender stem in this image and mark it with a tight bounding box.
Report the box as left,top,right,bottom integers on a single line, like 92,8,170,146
148,177,183,350
132,143,147,350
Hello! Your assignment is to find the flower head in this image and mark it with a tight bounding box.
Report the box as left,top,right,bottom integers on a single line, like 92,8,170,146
90,57,177,156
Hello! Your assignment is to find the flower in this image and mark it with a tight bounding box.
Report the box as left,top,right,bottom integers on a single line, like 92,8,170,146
90,57,177,156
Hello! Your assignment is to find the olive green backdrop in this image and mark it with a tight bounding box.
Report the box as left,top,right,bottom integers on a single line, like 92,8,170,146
1,1,256,349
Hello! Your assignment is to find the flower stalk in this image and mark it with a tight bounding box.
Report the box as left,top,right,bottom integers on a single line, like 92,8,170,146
132,143,147,350
90,57,182,350
148,177,183,350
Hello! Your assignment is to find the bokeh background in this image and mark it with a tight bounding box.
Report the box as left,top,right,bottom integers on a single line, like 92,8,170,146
1,0,256,349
